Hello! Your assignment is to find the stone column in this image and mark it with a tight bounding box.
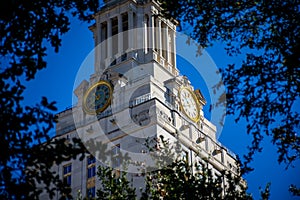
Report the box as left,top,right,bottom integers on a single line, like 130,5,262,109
172,29,176,70
107,19,112,60
96,20,102,72
165,25,170,64
157,18,162,58
128,11,134,51
118,14,123,56
149,15,155,51
136,13,144,54
143,16,148,54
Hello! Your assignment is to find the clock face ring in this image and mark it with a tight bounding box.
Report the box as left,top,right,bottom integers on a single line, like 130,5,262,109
83,81,113,115
179,87,200,122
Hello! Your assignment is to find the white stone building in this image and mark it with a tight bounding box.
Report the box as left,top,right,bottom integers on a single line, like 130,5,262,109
41,0,239,199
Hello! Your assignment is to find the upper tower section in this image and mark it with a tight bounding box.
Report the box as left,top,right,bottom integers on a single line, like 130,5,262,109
90,0,178,76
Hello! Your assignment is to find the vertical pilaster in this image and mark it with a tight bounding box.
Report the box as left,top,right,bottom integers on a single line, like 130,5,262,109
172,29,176,69
221,149,227,165
118,14,123,56
107,19,112,60
143,16,148,54
136,13,144,53
157,18,162,58
149,15,155,51
95,20,102,72
165,25,170,64
128,11,134,51
96,19,102,45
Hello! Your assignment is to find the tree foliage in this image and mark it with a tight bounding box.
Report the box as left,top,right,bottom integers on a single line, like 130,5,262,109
0,0,98,198
92,137,257,200
93,158,258,200
141,160,252,200
159,0,300,173
96,166,136,200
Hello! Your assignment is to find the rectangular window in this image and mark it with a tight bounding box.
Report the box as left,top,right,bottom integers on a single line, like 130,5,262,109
63,164,72,186
112,157,120,169
112,144,120,156
63,164,72,174
111,144,120,168
87,156,96,165
87,166,96,178
165,87,175,106
181,150,189,164
87,186,96,198
87,155,96,179
63,175,72,186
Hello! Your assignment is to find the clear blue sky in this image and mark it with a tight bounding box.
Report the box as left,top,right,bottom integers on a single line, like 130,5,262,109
23,18,300,200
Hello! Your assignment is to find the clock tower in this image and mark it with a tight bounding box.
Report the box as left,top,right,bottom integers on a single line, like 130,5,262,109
48,0,240,198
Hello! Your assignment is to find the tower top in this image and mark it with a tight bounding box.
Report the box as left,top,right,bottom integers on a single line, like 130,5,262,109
91,0,178,75
104,0,150,2
103,0,154,7
103,0,117,4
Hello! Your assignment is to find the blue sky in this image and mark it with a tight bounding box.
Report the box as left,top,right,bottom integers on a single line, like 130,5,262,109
23,18,300,199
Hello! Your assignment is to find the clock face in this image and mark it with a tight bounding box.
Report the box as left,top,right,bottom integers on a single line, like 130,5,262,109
83,81,112,115
179,87,200,122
